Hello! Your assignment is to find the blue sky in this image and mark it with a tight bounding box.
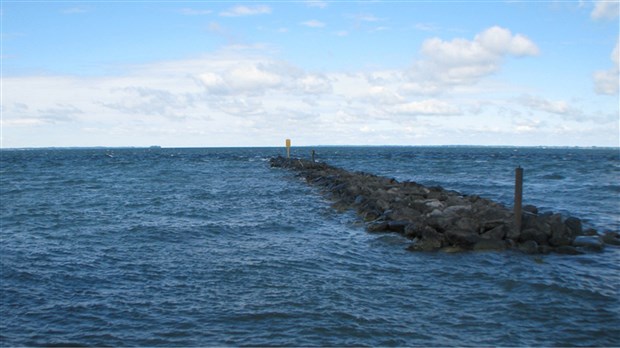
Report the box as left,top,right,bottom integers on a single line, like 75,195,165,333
2,1,619,148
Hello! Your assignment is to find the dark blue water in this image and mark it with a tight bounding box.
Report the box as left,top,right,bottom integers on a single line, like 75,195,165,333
1,147,619,346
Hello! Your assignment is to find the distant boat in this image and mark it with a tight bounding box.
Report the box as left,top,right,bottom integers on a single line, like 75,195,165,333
149,145,162,149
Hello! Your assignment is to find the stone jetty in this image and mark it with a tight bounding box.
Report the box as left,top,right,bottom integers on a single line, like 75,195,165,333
270,156,619,254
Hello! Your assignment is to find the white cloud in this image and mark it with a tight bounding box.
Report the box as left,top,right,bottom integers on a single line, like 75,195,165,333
1,48,331,132
475,26,539,56
297,74,332,94
102,87,192,119
386,99,462,116
366,85,405,104
219,5,271,17
517,94,585,120
411,26,539,89
349,13,384,22
591,0,620,20
594,69,620,95
301,19,326,28
414,23,440,32
593,38,619,95
195,59,332,97
1,28,613,148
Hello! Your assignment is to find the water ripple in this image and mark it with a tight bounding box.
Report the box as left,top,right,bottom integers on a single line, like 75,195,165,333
1,147,619,346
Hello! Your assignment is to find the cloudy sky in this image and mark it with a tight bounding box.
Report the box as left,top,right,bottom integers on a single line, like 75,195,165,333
2,1,619,148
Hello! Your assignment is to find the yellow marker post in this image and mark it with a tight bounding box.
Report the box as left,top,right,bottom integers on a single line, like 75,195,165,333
285,139,291,158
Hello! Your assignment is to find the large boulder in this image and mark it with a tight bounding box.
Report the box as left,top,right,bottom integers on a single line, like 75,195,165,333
404,223,437,239
564,217,583,236
407,228,445,252
454,217,480,232
442,204,472,216
367,221,389,233
548,214,576,246
572,235,604,252
518,240,539,254
445,228,481,248
519,227,549,245
387,220,410,233
480,224,507,240
601,231,620,246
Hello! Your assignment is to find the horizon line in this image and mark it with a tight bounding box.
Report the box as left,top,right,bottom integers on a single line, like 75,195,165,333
2,144,619,150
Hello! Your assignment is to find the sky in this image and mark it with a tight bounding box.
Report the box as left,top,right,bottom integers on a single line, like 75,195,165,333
1,0,619,148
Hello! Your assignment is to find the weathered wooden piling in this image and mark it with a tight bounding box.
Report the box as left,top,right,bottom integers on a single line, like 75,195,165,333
514,166,524,233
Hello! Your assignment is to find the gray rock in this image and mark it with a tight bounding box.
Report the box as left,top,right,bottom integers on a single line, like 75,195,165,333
481,219,505,232
522,214,551,237
392,207,422,221
538,244,553,254
380,209,395,220
518,240,539,254
564,217,583,236
410,200,430,213
375,199,390,211
423,199,444,210
455,217,479,232
367,221,389,233
442,205,471,216
505,223,521,240
353,195,366,205
473,239,506,251
404,224,437,240
523,204,538,215
601,231,620,246
403,223,417,239
364,211,381,222
476,206,511,222
387,220,409,233
407,237,442,252
467,195,482,203
555,245,583,255
407,227,446,251
520,227,549,245
445,229,481,247
572,235,604,252
426,214,458,232
549,214,574,246
583,228,598,236
480,224,506,240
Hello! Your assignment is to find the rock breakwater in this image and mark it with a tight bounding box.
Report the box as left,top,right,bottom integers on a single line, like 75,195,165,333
270,156,618,254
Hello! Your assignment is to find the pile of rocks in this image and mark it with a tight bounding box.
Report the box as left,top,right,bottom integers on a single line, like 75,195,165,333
270,156,619,254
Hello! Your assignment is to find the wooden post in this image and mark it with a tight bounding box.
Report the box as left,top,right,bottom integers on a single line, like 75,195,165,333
514,166,523,232
311,150,315,162
285,139,291,158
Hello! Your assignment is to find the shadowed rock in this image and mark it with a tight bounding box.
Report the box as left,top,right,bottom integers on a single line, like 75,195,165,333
270,156,612,254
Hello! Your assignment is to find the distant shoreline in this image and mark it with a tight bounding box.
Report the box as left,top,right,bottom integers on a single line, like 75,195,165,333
2,145,619,151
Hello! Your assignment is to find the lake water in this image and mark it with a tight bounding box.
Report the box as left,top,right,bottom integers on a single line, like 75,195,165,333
1,146,619,346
